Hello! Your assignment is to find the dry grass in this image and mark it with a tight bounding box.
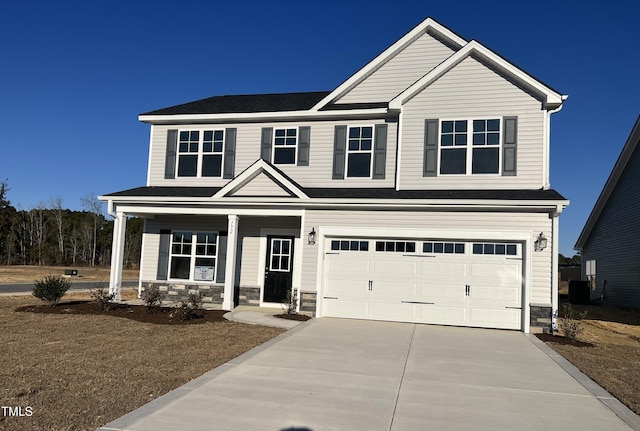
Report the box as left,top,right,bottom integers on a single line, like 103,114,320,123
0,265,139,283
543,304,640,416
0,293,284,431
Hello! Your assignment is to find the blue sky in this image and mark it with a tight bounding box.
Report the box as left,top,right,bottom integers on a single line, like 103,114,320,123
1,0,639,256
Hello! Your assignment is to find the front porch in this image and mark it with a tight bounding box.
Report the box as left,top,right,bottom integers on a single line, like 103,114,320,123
108,211,312,313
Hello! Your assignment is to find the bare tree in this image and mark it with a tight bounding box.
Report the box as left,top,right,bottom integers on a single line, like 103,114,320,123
50,196,65,263
31,203,48,266
80,193,104,266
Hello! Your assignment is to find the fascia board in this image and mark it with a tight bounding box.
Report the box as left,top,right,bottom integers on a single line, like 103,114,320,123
309,17,466,111
102,196,568,211
389,41,564,110
575,116,640,249
138,108,389,124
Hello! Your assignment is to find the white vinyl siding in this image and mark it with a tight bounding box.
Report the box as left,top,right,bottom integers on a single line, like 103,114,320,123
301,209,553,305
400,56,545,189
148,120,397,188
336,31,456,104
228,172,293,197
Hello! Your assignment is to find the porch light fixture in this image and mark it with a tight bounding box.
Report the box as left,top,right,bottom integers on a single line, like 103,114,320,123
534,232,547,252
308,227,316,245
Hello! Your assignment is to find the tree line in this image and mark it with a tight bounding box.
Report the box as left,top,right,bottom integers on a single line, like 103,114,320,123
0,180,142,268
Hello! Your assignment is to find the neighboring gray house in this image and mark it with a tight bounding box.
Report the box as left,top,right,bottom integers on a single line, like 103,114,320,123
101,17,568,333
575,116,640,308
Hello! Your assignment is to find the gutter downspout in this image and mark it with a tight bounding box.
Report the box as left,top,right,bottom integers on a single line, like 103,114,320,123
551,204,564,331
544,96,568,189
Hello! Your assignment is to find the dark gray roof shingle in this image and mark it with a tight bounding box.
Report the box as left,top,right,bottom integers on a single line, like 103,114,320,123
105,186,566,201
141,92,331,116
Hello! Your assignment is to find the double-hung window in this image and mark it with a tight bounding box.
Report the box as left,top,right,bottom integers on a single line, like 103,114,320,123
439,119,501,175
347,126,373,177
273,128,297,164
169,232,218,282
177,130,224,177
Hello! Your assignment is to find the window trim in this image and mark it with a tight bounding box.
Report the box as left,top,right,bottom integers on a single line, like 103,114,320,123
168,231,219,282
271,127,298,165
438,118,502,176
176,129,225,178
346,125,375,179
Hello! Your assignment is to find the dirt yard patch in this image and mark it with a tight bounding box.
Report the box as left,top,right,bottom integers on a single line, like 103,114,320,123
0,265,139,283
539,304,640,416
0,293,284,431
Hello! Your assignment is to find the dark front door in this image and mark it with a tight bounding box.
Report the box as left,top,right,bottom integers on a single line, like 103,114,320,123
263,236,294,303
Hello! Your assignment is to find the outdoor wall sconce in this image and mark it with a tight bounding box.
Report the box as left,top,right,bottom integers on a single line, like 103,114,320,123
308,227,316,245
534,232,547,252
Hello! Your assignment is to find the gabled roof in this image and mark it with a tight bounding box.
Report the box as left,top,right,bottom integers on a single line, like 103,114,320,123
389,40,564,110
310,17,467,111
575,115,640,250
213,159,308,199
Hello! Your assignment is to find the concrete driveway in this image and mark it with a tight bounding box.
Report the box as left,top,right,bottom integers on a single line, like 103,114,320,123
100,319,639,431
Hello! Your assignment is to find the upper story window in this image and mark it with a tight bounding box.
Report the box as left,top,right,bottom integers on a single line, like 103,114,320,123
177,130,224,177
347,126,373,177
273,128,297,164
440,119,501,175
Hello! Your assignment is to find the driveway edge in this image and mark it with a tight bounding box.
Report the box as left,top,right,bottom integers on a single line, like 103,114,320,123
526,334,640,431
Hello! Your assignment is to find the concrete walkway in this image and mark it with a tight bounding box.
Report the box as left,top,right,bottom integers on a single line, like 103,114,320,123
99,319,640,431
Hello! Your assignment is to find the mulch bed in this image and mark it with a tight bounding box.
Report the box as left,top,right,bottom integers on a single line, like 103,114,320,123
15,301,227,325
274,313,312,321
536,333,594,347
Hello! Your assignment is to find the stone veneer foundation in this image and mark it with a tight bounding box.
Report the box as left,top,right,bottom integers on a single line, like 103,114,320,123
530,305,553,333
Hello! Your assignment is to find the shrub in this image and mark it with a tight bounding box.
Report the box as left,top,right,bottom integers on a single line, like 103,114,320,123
141,283,166,313
32,274,71,305
89,283,116,311
174,291,204,321
560,304,588,339
281,289,298,315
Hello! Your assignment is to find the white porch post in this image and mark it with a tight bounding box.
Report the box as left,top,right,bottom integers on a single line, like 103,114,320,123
223,214,239,311
109,212,127,302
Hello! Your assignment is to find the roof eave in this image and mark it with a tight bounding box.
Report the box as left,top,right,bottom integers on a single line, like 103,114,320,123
138,108,392,124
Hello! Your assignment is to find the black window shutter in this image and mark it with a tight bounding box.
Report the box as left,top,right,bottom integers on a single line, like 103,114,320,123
157,229,171,280
164,130,178,179
502,116,517,176
372,124,388,179
223,128,237,179
261,128,273,161
332,125,347,179
423,119,439,177
216,231,227,283
297,126,311,166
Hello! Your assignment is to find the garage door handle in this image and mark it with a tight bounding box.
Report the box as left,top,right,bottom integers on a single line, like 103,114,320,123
368,280,373,291
465,285,470,296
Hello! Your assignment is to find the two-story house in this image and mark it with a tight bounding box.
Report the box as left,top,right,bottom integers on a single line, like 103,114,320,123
101,17,568,333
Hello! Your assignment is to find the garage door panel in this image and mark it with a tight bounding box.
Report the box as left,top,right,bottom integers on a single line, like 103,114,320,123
370,302,415,320
417,305,466,324
373,260,417,276
326,257,370,275
374,280,417,296
468,308,521,329
324,300,369,319
419,283,464,300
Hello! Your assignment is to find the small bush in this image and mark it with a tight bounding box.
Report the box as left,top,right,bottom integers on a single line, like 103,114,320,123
174,291,204,321
281,289,298,315
141,284,166,313
32,274,71,305
89,283,116,311
560,304,588,339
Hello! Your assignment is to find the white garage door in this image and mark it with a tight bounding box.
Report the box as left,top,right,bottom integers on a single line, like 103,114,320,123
323,238,523,330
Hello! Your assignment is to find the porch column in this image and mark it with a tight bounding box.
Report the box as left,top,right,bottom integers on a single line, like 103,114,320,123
109,212,127,302
223,214,239,311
